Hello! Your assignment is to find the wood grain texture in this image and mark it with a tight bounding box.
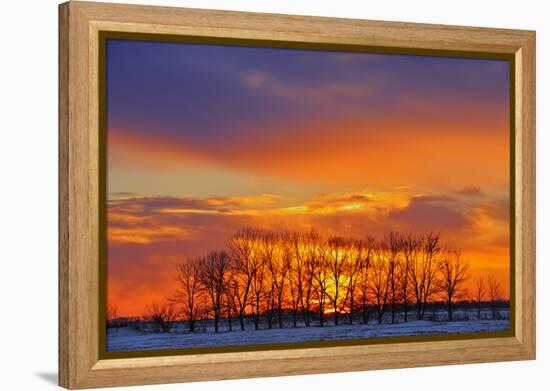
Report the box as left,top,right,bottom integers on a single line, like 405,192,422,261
58,1,536,388
515,35,536,353
58,3,70,387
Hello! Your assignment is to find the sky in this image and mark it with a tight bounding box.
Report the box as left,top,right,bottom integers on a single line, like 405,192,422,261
106,39,511,317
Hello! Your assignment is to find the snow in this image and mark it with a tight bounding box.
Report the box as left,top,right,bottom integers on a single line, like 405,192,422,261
107,318,510,352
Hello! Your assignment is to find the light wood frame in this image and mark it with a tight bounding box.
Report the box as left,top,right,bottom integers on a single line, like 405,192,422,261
59,1,536,389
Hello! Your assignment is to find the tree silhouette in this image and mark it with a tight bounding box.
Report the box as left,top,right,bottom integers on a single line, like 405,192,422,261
199,251,230,332
487,273,502,319
474,276,485,320
409,232,441,320
144,302,177,333
119,229,510,335
173,259,202,332
438,250,470,321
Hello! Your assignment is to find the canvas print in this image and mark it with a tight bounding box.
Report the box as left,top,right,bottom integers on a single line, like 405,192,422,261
104,38,511,353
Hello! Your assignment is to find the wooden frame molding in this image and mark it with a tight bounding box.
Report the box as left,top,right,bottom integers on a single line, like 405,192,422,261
59,1,536,389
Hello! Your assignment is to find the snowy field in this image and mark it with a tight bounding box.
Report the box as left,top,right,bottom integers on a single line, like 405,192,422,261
107,317,510,352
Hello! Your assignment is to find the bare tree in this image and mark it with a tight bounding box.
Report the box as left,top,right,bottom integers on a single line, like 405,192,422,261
438,250,470,321
409,232,442,320
370,243,390,324
474,276,485,320
487,274,502,319
325,237,351,326
301,231,317,327
227,229,260,331
144,302,178,333
346,239,364,324
312,236,330,327
268,234,289,328
399,234,418,322
357,238,374,324
250,237,269,330
106,304,119,332
287,233,304,328
199,251,230,332
174,258,202,332
264,275,276,329
223,273,236,331
383,232,402,324
261,233,277,329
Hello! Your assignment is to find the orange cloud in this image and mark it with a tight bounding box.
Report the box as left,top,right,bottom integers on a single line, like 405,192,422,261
107,189,510,316
108,108,509,190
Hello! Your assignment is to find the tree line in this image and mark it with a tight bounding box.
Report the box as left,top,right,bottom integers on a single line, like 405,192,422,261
108,229,506,333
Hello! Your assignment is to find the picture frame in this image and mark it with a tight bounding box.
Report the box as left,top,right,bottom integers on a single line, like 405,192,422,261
58,1,536,389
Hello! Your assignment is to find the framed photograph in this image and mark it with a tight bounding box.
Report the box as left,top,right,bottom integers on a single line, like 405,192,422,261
59,1,536,389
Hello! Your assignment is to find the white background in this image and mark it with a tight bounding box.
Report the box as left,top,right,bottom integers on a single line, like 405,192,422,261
0,0,546,389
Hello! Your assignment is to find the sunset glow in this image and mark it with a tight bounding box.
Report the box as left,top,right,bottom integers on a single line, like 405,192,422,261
106,39,510,318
